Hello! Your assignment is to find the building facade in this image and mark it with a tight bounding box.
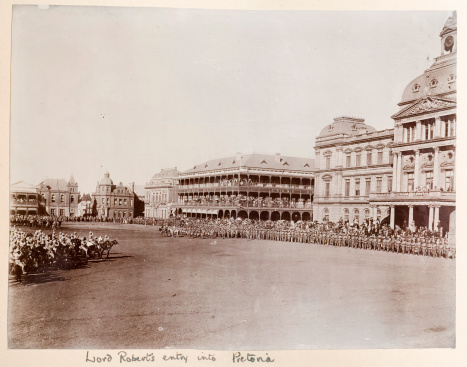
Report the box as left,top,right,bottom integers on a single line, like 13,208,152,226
10,181,42,215
92,172,134,219
313,117,394,225
370,12,456,239
174,153,314,222
37,176,80,217
144,168,180,219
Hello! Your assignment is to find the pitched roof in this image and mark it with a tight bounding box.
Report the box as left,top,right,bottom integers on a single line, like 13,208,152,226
182,153,315,175
391,96,456,120
38,178,70,191
10,181,38,193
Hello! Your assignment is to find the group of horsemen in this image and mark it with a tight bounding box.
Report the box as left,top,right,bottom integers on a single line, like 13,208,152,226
9,228,118,281
161,218,455,259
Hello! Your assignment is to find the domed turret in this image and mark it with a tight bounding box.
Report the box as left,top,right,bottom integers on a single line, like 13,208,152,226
317,116,376,139
100,172,113,186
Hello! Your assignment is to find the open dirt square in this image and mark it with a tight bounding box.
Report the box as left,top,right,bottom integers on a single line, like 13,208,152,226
8,223,455,349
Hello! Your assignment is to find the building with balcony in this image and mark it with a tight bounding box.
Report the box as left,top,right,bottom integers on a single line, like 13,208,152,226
92,172,134,219
370,12,456,238
10,181,42,215
174,153,315,222
37,176,80,217
313,117,394,224
313,12,456,240
144,168,180,219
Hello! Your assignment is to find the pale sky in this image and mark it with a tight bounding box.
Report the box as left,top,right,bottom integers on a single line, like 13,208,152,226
10,6,452,194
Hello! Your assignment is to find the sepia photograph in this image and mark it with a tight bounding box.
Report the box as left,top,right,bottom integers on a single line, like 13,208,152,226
6,3,458,355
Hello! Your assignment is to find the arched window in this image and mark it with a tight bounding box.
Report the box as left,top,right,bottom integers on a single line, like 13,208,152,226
343,208,349,222
364,208,370,219
353,209,360,223
323,208,329,222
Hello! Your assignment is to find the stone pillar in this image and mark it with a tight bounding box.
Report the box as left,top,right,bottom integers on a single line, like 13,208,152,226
447,120,451,137
441,119,446,138
421,124,426,141
397,153,402,192
392,151,398,192
452,118,456,137
408,205,414,231
403,127,407,143
434,205,440,232
434,117,441,138
414,150,420,189
372,205,377,221
390,205,395,229
416,121,422,141
433,147,440,190
428,205,434,231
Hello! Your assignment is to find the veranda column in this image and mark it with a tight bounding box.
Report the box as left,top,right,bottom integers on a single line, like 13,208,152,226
390,205,395,229
372,205,377,221
414,150,420,189
433,147,440,189
428,205,434,231
396,153,402,192
408,205,414,231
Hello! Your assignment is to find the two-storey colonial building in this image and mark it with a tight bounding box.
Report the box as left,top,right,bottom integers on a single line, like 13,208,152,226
37,175,80,217
144,168,180,219
313,117,394,224
92,172,135,219
10,181,42,215
174,153,315,222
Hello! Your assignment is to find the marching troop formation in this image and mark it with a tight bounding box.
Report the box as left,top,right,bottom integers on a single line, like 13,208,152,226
9,228,119,282
160,218,455,259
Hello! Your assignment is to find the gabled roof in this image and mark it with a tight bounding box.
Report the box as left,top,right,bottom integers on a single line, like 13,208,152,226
38,178,70,191
391,96,456,120
182,153,315,175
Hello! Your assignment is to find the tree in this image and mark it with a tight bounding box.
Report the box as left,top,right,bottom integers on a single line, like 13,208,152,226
92,199,98,217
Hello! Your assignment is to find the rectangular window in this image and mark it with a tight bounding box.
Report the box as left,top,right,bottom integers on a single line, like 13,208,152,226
71,196,74,203
119,199,122,205
102,198,105,204
367,151,372,166
325,156,331,170
124,199,127,205
345,180,350,197
365,179,371,195
445,170,454,191
51,209,55,216
51,194,55,202
325,181,330,197
408,173,414,192
376,177,382,193
377,150,383,164
60,209,64,216
107,198,110,205
346,155,351,168
355,179,360,196
114,198,117,205
388,176,393,193
356,154,361,167
426,171,433,190
60,195,65,202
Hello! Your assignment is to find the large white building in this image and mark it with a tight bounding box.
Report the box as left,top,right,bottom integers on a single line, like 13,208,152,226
313,12,456,239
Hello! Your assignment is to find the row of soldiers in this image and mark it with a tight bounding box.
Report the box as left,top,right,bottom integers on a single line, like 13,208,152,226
9,228,113,281
10,214,63,229
160,218,455,259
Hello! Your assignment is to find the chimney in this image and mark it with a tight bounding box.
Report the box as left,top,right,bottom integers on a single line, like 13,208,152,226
131,182,135,193
275,153,281,163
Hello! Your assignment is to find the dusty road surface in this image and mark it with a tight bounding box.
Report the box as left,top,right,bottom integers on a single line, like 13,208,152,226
8,223,455,349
